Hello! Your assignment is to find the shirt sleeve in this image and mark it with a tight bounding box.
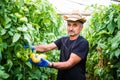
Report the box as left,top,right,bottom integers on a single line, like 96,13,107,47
54,38,62,50
72,40,89,59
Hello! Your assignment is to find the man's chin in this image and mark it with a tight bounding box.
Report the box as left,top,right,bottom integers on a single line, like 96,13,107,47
69,34,79,37
69,35,75,37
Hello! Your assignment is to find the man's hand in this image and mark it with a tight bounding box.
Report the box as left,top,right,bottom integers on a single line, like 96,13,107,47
24,45,35,51
29,58,50,67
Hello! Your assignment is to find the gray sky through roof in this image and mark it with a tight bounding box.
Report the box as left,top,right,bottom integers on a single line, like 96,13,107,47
48,0,119,16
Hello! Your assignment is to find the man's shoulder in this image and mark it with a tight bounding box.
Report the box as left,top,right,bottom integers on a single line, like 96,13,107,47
61,36,69,40
78,36,89,44
55,36,68,42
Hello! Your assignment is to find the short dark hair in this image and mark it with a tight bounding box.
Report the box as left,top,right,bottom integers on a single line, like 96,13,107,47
77,20,84,24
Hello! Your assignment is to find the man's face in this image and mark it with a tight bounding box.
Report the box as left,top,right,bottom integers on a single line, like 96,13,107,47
67,21,83,37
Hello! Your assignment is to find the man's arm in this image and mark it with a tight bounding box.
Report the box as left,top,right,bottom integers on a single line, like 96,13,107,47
34,43,57,52
49,53,82,70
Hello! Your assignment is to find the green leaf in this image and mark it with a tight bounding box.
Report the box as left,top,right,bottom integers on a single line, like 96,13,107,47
111,42,119,50
1,29,6,35
3,43,7,49
117,68,120,77
17,26,27,32
43,18,51,26
107,22,115,34
19,0,24,8
8,31,13,36
117,15,120,29
0,70,9,79
96,30,109,35
0,66,9,79
24,33,31,44
0,51,2,63
5,14,11,25
111,31,120,50
7,59,13,72
16,74,22,80
25,62,32,69
15,0,24,8
12,33,21,43
5,23,11,29
115,49,120,59
109,11,114,21
98,42,108,49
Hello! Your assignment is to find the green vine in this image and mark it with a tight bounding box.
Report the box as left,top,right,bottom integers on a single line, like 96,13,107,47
85,4,120,80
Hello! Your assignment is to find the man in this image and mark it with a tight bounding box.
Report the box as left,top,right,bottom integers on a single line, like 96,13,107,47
27,12,89,80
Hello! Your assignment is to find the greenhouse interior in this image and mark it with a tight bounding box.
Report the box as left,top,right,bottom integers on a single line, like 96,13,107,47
0,0,120,80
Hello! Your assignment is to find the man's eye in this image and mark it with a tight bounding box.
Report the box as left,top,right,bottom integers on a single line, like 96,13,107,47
67,24,71,26
73,24,77,27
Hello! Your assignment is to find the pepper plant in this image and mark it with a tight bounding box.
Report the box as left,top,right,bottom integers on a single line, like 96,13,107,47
0,0,63,79
84,4,120,80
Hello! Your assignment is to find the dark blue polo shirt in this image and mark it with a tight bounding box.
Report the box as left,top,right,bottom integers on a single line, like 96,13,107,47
54,35,89,80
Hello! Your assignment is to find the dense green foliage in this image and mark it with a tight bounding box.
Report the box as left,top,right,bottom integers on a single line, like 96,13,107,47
85,4,120,80
1,0,120,80
0,0,62,80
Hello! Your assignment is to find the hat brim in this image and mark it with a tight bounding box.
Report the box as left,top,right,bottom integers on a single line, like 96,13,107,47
63,15,86,23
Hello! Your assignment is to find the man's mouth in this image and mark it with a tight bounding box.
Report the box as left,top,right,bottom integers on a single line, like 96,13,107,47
69,31,74,33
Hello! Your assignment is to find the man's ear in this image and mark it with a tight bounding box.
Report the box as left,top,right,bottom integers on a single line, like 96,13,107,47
80,25,83,30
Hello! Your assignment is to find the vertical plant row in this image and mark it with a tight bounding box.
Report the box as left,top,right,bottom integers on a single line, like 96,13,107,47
85,4,120,80
0,0,62,79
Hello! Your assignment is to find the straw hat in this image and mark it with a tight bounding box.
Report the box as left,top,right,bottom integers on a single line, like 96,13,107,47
63,11,86,23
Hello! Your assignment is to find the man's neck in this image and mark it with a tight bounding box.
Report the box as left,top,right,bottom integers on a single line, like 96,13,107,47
69,35,79,40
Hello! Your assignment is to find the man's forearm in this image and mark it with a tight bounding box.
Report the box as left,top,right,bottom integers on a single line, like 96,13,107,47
49,61,73,70
34,43,57,52
49,53,82,70
34,44,49,52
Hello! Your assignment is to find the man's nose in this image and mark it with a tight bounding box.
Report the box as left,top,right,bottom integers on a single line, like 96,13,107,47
69,26,73,30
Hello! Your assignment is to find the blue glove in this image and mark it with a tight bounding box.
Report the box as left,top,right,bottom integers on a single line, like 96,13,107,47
24,45,35,51
29,58,50,67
